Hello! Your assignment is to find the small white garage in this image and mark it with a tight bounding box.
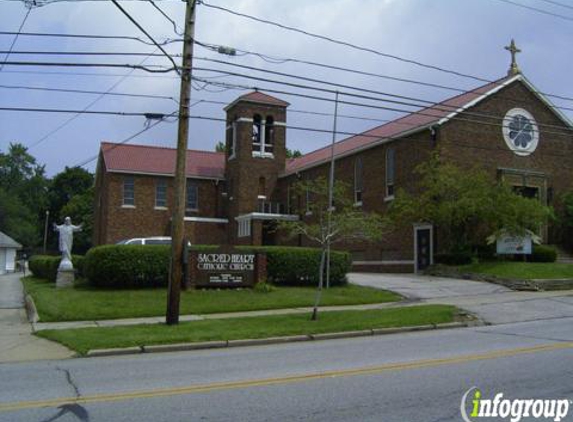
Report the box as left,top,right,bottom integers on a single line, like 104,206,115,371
0,231,22,275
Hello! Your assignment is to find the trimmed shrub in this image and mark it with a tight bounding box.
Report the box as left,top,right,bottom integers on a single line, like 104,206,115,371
84,245,170,288
84,245,351,289
434,251,474,266
240,246,351,287
28,255,84,282
529,245,557,263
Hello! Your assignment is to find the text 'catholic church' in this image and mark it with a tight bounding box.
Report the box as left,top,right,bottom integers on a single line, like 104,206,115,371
93,44,573,273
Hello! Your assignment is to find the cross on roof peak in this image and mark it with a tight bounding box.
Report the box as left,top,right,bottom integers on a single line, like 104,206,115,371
505,39,522,76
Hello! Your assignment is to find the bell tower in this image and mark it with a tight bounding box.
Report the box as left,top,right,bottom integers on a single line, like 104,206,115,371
223,91,289,243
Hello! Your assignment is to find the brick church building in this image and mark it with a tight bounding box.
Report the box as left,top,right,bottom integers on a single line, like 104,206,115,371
93,47,573,272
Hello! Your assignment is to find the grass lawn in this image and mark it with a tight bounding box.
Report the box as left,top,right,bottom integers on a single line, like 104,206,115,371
455,261,573,280
37,305,458,354
23,277,401,322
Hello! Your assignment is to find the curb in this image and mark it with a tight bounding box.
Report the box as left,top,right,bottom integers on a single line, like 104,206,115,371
83,321,470,358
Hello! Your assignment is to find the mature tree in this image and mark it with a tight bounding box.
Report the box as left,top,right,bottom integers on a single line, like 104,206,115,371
0,142,48,216
59,187,94,254
286,148,302,158
47,166,94,252
48,166,93,218
389,154,553,252
0,143,48,246
0,187,39,246
279,177,389,320
215,141,226,153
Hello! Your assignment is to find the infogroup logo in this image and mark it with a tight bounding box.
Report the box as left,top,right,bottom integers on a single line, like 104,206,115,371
461,387,571,422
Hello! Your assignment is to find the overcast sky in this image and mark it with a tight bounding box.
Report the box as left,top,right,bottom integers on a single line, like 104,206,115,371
1,0,572,176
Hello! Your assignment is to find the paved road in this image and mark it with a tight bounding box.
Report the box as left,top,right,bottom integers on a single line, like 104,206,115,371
350,273,573,324
0,317,571,422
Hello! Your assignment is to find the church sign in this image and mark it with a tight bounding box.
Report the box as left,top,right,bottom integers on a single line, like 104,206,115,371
188,247,266,288
496,234,532,255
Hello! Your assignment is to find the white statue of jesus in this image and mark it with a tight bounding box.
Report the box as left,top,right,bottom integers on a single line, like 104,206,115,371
54,217,82,268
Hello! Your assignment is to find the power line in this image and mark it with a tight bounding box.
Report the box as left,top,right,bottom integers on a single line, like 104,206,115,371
111,0,181,75
198,0,492,84
0,60,176,72
0,106,170,116
196,40,573,106
192,66,572,134
0,8,32,72
74,110,178,168
493,0,573,21
195,57,573,131
536,0,573,11
2,50,182,58
0,30,183,45
198,2,573,105
147,0,183,35
191,77,572,138
29,48,170,149
0,83,178,102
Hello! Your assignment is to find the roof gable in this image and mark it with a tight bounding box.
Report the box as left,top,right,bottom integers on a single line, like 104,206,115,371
285,74,572,175
224,91,290,111
0,231,22,249
101,143,225,179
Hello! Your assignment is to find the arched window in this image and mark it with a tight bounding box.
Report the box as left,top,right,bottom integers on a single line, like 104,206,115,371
354,156,363,204
264,115,274,153
252,114,262,151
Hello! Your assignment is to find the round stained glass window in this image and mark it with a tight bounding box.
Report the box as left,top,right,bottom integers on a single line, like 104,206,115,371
502,108,539,156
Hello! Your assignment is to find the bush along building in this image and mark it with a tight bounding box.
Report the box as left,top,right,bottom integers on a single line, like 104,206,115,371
93,45,573,273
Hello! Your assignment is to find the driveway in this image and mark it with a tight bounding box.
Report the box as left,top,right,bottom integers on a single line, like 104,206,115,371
349,273,573,325
0,273,74,363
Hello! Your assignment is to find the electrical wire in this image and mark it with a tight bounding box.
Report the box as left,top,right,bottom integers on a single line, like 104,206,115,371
0,106,169,116
1,60,177,72
199,0,493,84
0,8,32,72
2,50,182,58
147,0,183,35
74,110,178,168
536,0,573,11
0,83,179,102
191,67,572,134
111,0,181,75
195,57,573,131
0,30,183,45
190,76,572,138
493,0,573,21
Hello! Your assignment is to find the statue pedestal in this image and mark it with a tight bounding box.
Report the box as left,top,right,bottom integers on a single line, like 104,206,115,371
56,258,74,288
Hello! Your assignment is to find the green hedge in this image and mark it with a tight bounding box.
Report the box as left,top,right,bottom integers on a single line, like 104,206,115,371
29,255,85,282
241,246,351,287
83,245,351,289
529,245,557,263
84,245,170,288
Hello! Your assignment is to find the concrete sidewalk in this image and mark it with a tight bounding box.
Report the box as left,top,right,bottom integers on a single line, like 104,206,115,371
349,273,573,325
33,300,417,331
0,273,74,363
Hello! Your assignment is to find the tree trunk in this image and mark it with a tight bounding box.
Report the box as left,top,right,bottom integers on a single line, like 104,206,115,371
311,247,326,321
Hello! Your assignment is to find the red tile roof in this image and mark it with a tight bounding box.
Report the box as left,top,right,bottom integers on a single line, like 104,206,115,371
225,91,290,110
101,142,225,179
285,75,516,175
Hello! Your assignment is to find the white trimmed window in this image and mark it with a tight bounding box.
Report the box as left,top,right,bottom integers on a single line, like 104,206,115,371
386,148,395,199
354,156,363,205
186,182,198,211
155,179,167,208
229,120,237,159
123,177,135,206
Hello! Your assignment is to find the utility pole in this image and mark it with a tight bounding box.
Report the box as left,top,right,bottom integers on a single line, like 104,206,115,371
166,0,196,325
43,210,49,254
325,91,339,289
